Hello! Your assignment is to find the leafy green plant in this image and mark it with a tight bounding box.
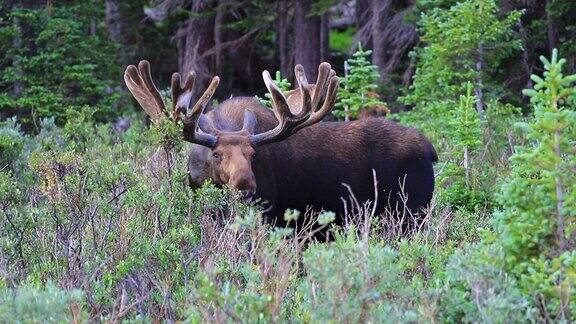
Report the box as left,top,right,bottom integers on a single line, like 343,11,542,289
334,44,387,120
257,71,291,108
0,3,121,126
438,243,537,322
0,118,26,170
402,0,522,111
494,49,576,319
0,283,85,323
329,27,356,53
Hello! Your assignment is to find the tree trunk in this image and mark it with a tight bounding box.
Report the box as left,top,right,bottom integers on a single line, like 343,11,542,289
104,0,123,42
354,0,370,48
475,43,485,115
276,1,291,78
371,0,392,84
294,0,321,81
546,0,558,54
176,0,216,97
320,11,330,63
214,0,226,77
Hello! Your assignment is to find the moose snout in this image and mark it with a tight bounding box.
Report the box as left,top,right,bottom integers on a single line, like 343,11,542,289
229,171,257,200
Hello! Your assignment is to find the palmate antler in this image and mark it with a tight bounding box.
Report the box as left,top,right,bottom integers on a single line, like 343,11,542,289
124,60,220,147
124,61,166,124
124,61,339,148
249,63,339,146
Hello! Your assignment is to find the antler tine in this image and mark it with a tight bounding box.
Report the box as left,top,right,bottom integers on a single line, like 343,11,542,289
189,76,220,120
263,70,294,121
293,73,339,133
171,71,196,122
138,61,165,115
294,65,313,118
310,62,332,110
180,75,220,148
124,60,166,124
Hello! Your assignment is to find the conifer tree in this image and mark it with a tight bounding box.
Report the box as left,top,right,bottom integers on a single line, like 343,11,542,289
334,44,387,121
495,49,576,319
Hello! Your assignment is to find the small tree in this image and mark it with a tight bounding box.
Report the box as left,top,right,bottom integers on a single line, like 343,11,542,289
257,71,291,108
334,44,387,121
450,82,483,187
495,49,576,320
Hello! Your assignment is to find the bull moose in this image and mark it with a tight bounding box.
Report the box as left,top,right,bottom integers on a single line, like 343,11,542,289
124,61,437,229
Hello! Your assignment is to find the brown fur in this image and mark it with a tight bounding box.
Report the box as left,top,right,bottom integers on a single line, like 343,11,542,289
187,97,437,227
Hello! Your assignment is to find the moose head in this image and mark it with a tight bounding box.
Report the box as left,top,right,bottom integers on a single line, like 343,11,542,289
124,61,339,199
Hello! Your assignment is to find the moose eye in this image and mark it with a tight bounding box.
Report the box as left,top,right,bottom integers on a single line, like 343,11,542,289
251,153,257,161
212,152,222,162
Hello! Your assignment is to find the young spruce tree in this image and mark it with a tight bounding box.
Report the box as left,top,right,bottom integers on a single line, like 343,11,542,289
334,44,387,121
495,49,575,319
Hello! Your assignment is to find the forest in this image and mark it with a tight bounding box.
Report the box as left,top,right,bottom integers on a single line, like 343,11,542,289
0,0,575,322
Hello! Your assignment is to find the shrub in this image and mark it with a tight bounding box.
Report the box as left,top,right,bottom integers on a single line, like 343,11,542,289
0,283,85,323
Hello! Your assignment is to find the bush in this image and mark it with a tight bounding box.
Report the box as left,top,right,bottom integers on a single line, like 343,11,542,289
334,44,388,120
0,283,85,323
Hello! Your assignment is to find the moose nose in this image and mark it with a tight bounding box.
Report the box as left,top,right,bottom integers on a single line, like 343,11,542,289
240,190,255,202
229,173,257,199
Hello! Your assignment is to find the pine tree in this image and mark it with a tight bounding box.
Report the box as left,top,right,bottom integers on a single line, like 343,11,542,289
495,49,576,319
334,44,387,121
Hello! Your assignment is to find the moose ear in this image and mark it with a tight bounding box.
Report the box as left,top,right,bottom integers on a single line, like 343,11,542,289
198,115,216,134
242,110,257,134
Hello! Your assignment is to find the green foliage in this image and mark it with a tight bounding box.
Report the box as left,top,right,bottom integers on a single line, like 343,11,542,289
494,49,576,317
0,283,85,323
402,0,522,109
334,44,387,120
436,83,486,210
0,3,121,126
257,71,292,108
451,83,483,152
397,0,524,211
0,118,25,169
438,243,537,322
296,233,414,322
329,27,356,53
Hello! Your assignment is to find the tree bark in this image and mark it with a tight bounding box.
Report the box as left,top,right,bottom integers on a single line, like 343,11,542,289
351,0,371,51
214,0,226,77
371,0,393,84
276,1,291,78
294,0,321,81
320,11,330,63
475,43,485,115
104,0,123,42
356,0,370,30
546,0,558,54
175,0,216,97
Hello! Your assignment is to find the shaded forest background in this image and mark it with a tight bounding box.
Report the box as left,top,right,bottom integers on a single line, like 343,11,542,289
1,0,575,126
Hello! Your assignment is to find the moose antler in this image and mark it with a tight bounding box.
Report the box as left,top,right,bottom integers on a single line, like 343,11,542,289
124,60,220,147
250,63,339,146
171,72,220,148
125,61,338,149
124,61,166,124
